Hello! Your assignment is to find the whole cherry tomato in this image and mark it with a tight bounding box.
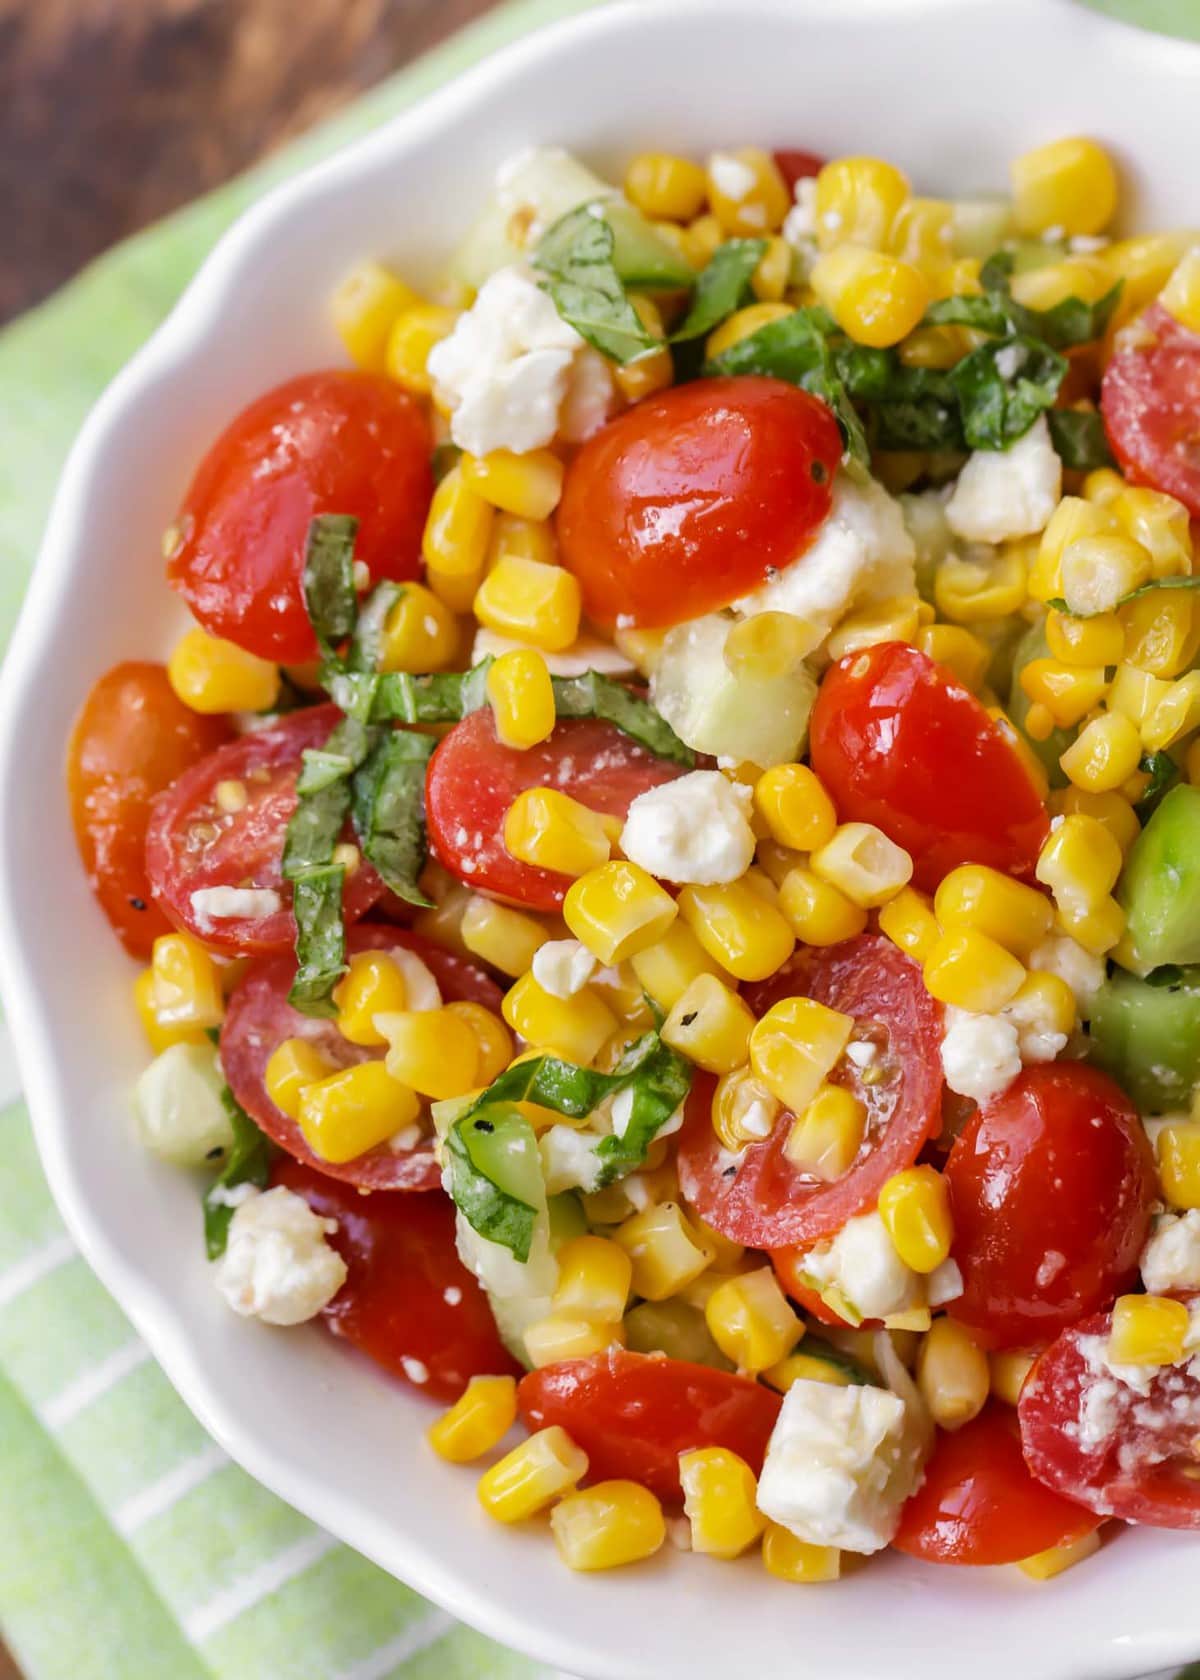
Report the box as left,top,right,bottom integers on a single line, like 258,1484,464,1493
772,149,826,191
1101,303,1200,515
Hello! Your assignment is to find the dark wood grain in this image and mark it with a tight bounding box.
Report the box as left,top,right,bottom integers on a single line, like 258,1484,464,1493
0,1646,18,1680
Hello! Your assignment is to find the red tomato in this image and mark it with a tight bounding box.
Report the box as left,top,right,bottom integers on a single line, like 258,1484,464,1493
425,709,685,910
273,1158,519,1401
944,1064,1156,1350
517,1349,781,1500
145,705,384,954
167,371,432,662
810,642,1049,891
68,663,233,958
222,924,501,1190
1020,1305,1200,1529
678,935,943,1248
555,376,841,629
1101,303,1200,515
772,149,826,191
893,1403,1101,1565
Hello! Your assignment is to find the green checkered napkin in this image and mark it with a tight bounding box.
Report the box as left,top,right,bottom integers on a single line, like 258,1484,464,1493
0,2,1198,1676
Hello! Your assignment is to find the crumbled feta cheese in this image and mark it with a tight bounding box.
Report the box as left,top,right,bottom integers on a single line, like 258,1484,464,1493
927,1257,964,1308
620,770,756,885
1141,1211,1200,1296
471,626,634,678
1029,933,1106,1017
558,346,616,443
784,177,818,241
189,886,282,929
733,471,917,645
388,1122,424,1154
944,415,1062,544
940,1006,1023,1105
539,1124,604,1194
801,1212,922,1322
756,1378,928,1554
709,152,757,201
213,1187,347,1327
845,1041,878,1070
532,939,597,1000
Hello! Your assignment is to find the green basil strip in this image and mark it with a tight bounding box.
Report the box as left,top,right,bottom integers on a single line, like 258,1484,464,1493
550,671,695,767
1032,281,1123,351
302,514,360,659
346,580,404,675
444,1106,539,1263
1136,751,1182,822
1048,574,1200,618
288,865,347,1016
204,1090,274,1260
295,715,372,796
835,347,961,453
949,335,1067,451
672,238,767,342
938,252,1123,351
327,661,494,726
350,730,436,908
533,203,660,364
282,775,353,879
1046,409,1115,471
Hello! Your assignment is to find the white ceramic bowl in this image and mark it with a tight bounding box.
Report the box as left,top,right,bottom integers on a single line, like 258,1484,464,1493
2,2,1199,1674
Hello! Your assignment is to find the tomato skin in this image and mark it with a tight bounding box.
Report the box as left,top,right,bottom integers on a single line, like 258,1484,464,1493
68,662,233,958
272,1159,519,1401
893,1403,1101,1565
168,371,433,662
944,1063,1156,1350
517,1349,781,1500
1020,1304,1200,1529
809,642,1049,892
772,149,826,191
425,710,685,910
1101,303,1200,516
145,704,384,954
678,935,943,1248
556,376,841,629
222,924,501,1190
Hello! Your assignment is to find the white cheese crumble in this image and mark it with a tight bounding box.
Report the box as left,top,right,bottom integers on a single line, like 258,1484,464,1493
470,626,635,678
756,1378,928,1554
1029,933,1106,1017
783,177,818,242
532,939,598,1000
620,769,756,885
539,1123,604,1194
189,885,282,928
801,1212,922,1323
213,1187,347,1327
1141,1211,1200,1296
927,1257,964,1308
709,152,757,201
944,414,1062,544
940,1007,1023,1105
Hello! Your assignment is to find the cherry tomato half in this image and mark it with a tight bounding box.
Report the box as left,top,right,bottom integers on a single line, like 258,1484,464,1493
222,924,501,1190
145,704,384,954
810,642,1049,892
1020,1304,1200,1530
425,709,684,911
167,371,433,662
517,1348,781,1500
274,1158,519,1401
772,149,826,192
556,376,841,629
1101,303,1200,516
68,662,233,958
945,1063,1156,1350
893,1403,1101,1565
678,935,943,1249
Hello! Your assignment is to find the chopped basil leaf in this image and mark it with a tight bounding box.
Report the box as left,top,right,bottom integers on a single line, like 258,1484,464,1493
347,580,404,675
444,1105,539,1263
294,715,372,796
550,671,695,767
288,865,347,1016
282,774,352,880
302,514,360,659
533,203,659,364
949,335,1067,451
835,348,960,452
351,730,436,908
327,661,494,726
1144,964,1187,989
672,239,767,342
1136,751,1182,822
1046,408,1115,471
926,252,1121,350
1049,574,1200,618
204,1089,274,1260
1034,282,1122,351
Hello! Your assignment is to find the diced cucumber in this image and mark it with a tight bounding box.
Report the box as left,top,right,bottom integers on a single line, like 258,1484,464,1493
133,1042,234,1168
651,613,817,767
1090,966,1200,1113
950,197,1015,260
623,1300,733,1371
1008,622,1073,789
1118,784,1200,969
604,199,696,289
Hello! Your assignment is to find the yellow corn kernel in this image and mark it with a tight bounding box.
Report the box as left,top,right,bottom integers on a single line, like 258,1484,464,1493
1056,893,1126,956
1115,485,1193,578
1060,534,1153,618
915,624,992,692
614,1202,712,1301
524,1315,625,1367
503,787,611,877
1044,608,1125,668
478,1426,588,1523
421,464,494,613
879,1166,953,1274
1107,661,1173,729
377,1007,481,1101
1108,1293,1190,1367
1060,711,1143,792
661,974,755,1075
1017,1529,1103,1581
427,1374,518,1464
485,648,556,751
756,840,803,890
889,196,955,266
1161,246,1200,334
331,950,411,1048
752,235,794,303
878,886,941,963
474,555,581,653
762,1524,842,1583
810,246,929,349
749,997,855,1116
297,1061,421,1163
615,339,674,403
331,260,421,372
753,763,837,853
412,877,474,958
725,612,823,681
933,864,1053,959
1056,786,1141,855
705,300,793,360
1006,971,1077,1045
677,881,795,983
167,628,279,715
1019,659,1110,730
563,861,677,967
444,1000,512,1085
150,932,224,1032
1029,498,1114,604
1145,671,1200,752
630,920,722,1012
1011,255,1113,312
815,155,909,250
990,1348,1037,1407
1083,468,1127,507
624,151,707,222
711,1066,781,1151
385,303,458,395
1011,137,1117,238
1109,231,1199,324
825,596,922,661
501,972,617,1064
376,581,460,673
706,147,790,236
459,896,548,976
679,1447,767,1559
784,1083,867,1181
1121,593,1197,679
809,822,913,910
763,1349,856,1391
550,1480,665,1571
923,928,1026,1013
683,211,724,266
1024,703,1056,744
461,448,564,522
487,512,558,570
1157,1122,1200,1210
896,323,971,371
1036,813,1123,914
553,1235,633,1324
917,1317,990,1432
705,1268,802,1373
777,865,869,947
132,968,206,1053
935,547,1027,623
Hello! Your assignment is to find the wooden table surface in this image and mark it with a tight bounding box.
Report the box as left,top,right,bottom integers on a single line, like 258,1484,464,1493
0,6,499,1671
